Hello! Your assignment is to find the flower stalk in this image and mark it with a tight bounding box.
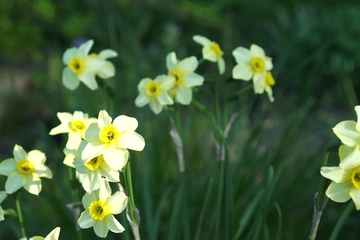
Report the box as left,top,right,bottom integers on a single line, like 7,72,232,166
15,191,26,239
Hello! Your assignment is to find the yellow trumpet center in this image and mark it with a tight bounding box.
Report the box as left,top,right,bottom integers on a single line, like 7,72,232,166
71,120,86,133
265,72,275,86
146,81,162,97
352,170,360,189
68,57,85,74
250,57,265,73
169,69,185,87
100,125,119,144
84,155,104,170
210,42,223,58
17,160,35,174
89,201,109,221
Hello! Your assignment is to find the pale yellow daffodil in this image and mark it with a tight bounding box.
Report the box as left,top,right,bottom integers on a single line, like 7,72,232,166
78,179,127,238
49,111,97,151
166,52,204,104
30,227,61,240
193,35,225,74
0,191,7,221
321,144,360,210
82,110,145,171
135,75,175,114
62,39,106,90
0,145,52,195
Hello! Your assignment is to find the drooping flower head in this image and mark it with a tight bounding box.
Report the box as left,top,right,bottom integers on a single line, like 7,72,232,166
166,52,204,105
0,145,53,195
193,35,225,74
321,145,360,210
232,44,274,101
82,110,145,171
135,75,175,114
78,179,128,238
49,111,97,151
74,141,120,192
0,191,7,221
333,105,360,169
29,227,61,240
62,40,110,90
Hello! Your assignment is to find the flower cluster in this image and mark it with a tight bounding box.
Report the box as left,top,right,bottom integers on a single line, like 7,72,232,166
49,109,145,237
135,35,276,114
321,106,360,210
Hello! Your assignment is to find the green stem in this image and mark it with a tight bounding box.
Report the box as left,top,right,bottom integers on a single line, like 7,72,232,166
125,161,138,225
227,85,253,102
67,168,83,240
15,192,26,239
329,202,354,240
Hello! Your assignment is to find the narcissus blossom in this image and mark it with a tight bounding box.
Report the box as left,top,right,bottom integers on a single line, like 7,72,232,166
82,110,145,171
232,44,274,101
49,111,97,150
62,39,106,90
29,227,61,240
91,49,118,79
135,75,175,114
321,144,360,210
75,141,120,192
193,35,225,74
166,52,204,105
0,145,52,195
0,191,7,221
333,105,360,169
78,179,127,238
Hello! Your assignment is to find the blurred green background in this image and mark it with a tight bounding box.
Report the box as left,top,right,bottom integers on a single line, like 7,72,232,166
1,0,360,239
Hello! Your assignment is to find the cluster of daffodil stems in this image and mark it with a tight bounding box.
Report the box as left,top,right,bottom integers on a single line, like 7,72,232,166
0,35,279,239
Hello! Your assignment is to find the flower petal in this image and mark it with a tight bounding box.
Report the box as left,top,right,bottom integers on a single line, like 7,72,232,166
184,73,204,88
78,72,98,90
135,93,149,107
321,166,350,183
166,52,177,71
157,92,173,105
99,49,118,59
178,56,198,72
250,44,265,58
77,40,94,58
83,192,98,209
118,132,145,151
339,146,360,169
28,150,46,165
0,159,16,176
202,47,217,62
98,179,111,202
23,175,42,195
5,173,25,194
232,63,252,81
103,148,128,171
159,75,175,91
13,145,27,162
350,188,360,210
98,110,112,129
218,57,225,75
82,142,105,162
326,181,352,202
113,115,138,132
333,121,360,147
193,35,211,46
137,78,152,91
78,210,95,229
63,47,77,64
93,220,109,238
106,215,125,233
62,68,80,90
85,123,101,143
232,47,251,63
176,87,192,105
97,61,115,79
106,191,127,214
149,99,163,114
45,227,61,240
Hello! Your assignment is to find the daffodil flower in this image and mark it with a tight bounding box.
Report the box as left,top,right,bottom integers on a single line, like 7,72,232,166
0,145,53,195
135,75,175,114
82,110,145,171
29,227,61,240
232,44,274,101
78,179,127,238
321,144,360,210
193,35,225,74
0,191,7,221
166,52,204,104
91,49,118,79
333,106,360,169
49,111,97,150
62,39,105,90
74,141,120,192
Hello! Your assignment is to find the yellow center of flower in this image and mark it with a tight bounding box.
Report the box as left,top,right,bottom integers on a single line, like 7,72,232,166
250,57,265,73
89,201,109,220
169,69,185,87
17,160,35,174
84,155,104,170
68,57,85,74
210,42,223,58
100,125,119,144
71,120,86,133
146,81,162,97
265,72,275,86
352,170,360,189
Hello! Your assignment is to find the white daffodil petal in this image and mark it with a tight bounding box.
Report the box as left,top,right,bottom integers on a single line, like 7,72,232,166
82,142,105,162
78,211,95,228
202,47,217,62
62,68,80,90
340,147,360,169
28,150,46,165
232,47,251,63
320,166,350,183
106,215,125,233
176,87,192,105
333,121,360,147
118,132,145,151
135,93,150,107
250,44,265,58
83,192,98,209
63,47,77,64
232,63,253,81
103,148,128,171
94,220,109,238
99,179,112,202
5,173,24,194
149,99,163,114
157,92,174,105
106,191,128,214
339,145,354,162
99,49,118,59
113,115,138,131
350,188,360,210
0,159,17,176
57,112,73,123
85,123,101,143
326,182,352,202
97,61,115,79
98,110,112,129
178,56,198,72
14,145,27,162
0,192,7,203
45,227,61,240
193,35,212,46
24,176,41,195
137,78,152,91
265,57,273,71
160,75,176,91
78,40,94,58
218,57,225,75
79,72,98,91
166,52,177,71
49,124,70,135
265,86,275,102
184,73,204,88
